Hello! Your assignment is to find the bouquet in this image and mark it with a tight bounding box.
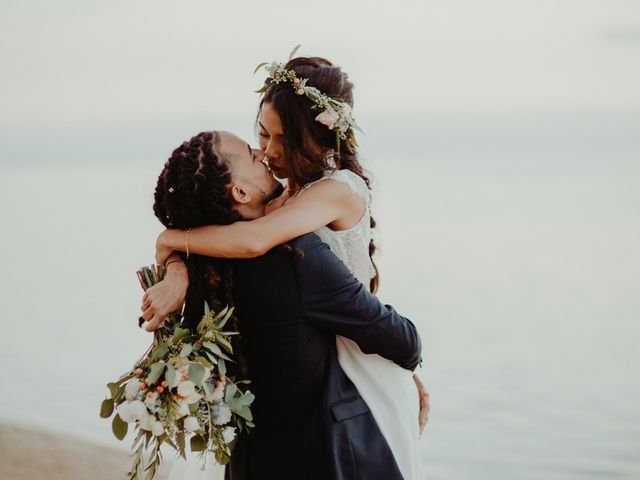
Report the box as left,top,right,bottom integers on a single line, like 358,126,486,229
100,265,255,479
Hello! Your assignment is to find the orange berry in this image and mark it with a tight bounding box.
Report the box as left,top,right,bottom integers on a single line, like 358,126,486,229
139,382,147,390
172,394,178,401
156,386,164,394
161,380,168,388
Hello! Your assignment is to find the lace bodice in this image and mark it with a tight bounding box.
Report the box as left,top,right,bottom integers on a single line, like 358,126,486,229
299,169,376,287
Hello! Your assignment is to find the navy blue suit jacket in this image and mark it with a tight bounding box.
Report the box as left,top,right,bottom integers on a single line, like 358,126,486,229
226,234,421,480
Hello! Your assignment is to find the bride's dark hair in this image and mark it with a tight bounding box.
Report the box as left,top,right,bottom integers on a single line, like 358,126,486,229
153,131,247,374
258,56,380,292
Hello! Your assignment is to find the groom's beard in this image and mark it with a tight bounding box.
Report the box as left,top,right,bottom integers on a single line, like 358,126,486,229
263,181,285,205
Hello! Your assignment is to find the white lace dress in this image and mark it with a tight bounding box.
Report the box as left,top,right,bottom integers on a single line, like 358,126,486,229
169,169,421,480
304,169,421,480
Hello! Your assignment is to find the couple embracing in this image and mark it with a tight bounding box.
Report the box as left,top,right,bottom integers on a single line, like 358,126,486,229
141,54,428,480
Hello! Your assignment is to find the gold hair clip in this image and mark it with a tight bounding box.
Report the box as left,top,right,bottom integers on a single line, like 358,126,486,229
168,187,175,193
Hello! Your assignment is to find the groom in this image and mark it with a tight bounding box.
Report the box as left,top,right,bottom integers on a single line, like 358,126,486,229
143,131,422,479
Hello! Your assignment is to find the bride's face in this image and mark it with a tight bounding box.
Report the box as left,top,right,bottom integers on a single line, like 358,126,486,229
258,102,291,180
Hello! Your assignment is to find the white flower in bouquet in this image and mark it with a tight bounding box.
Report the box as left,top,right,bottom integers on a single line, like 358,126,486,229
212,404,232,425
124,380,140,401
101,278,256,480
144,392,161,413
177,380,196,398
175,400,190,419
117,400,146,423
185,391,203,405
151,420,164,437
206,381,225,403
222,426,236,444
184,416,200,432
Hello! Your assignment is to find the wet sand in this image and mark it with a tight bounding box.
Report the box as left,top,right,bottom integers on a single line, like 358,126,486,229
0,423,171,480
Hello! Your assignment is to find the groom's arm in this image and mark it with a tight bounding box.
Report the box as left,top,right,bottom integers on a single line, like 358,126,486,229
293,235,422,371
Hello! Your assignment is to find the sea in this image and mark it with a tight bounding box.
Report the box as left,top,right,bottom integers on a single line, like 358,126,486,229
0,120,639,479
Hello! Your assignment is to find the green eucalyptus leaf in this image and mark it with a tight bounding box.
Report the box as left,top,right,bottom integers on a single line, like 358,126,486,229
253,62,268,75
176,431,186,460
100,398,114,418
194,356,213,369
180,344,193,357
238,391,255,407
146,362,166,385
203,350,218,365
236,405,253,422
150,343,169,362
171,327,191,344
203,342,231,361
190,435,206,452
166,364,177,389
216,335,233,353
112,414,128,440
107,382,118,397
225,383,238,403
202,380,214,398
218,359,227,377
288,44,302,60
188,362,205,386
217,307,234,329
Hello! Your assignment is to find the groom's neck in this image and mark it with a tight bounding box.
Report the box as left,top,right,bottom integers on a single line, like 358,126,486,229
234,204,265,220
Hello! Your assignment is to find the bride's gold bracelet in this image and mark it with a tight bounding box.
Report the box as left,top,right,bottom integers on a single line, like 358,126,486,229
185,228,191,259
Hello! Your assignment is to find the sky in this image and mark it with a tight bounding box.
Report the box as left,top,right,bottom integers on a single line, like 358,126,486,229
1,0,639,166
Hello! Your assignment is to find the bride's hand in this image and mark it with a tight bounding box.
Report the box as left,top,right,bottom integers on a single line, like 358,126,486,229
141,263,189,332
413,373,430,436
155,230,174,265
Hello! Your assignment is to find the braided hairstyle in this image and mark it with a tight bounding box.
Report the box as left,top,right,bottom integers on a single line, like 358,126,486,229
153,131,247,375
258,56,380,292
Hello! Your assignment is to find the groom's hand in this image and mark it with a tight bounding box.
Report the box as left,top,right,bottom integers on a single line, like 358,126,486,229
141,264,188,331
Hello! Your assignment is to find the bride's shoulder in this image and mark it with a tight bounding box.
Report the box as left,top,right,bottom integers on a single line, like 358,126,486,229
301,169,368,199
323,169,370,201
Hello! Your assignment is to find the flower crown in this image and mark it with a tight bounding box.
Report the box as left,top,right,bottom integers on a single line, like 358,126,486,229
254,46,361,154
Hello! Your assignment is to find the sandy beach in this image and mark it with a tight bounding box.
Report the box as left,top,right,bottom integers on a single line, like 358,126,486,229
0,423,171,480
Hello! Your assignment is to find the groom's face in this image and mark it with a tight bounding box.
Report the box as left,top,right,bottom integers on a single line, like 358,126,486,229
218,131,283,211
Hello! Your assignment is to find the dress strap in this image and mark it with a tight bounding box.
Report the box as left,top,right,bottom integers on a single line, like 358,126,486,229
299,169,370,205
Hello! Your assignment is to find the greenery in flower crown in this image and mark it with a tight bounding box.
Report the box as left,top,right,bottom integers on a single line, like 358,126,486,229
100,265,254,480
254,45,362,155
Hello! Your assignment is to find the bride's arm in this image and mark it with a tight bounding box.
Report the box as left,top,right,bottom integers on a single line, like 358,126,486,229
143,180,363,331
156,179,362,262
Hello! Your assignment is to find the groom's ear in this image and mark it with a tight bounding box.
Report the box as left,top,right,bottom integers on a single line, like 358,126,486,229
229,183,252,205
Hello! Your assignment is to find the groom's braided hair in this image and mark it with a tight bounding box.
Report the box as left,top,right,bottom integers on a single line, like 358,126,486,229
153,131,248,377
259,57,380,292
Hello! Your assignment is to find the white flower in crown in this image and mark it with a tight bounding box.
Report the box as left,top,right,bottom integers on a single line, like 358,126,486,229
315,109,340,130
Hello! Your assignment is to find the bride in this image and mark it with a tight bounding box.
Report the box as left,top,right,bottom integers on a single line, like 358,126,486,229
142,55,428,479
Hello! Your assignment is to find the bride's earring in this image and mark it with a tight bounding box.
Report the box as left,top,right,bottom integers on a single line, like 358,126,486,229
325,149,338,170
